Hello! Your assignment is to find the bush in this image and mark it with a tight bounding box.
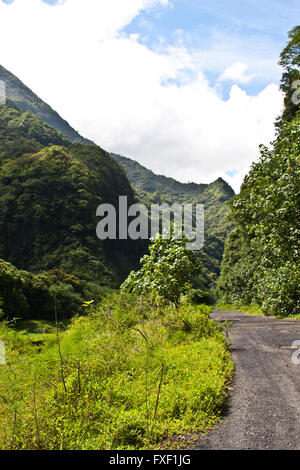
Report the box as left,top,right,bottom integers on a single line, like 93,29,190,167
121,231,200,307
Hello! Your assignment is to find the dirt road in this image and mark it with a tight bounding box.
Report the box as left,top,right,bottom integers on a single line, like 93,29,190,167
194,310,300,450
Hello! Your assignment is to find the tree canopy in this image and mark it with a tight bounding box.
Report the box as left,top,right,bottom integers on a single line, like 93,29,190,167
277,26,300,128
218,121,300,315
121,231,201,307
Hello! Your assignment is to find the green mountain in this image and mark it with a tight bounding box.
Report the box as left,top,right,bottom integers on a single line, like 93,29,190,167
0,102,71,161
0,103,145,318
0,65,235,318
0,120,136,281
112,153,234,231
111,153,235,288
111,153,207,202
0,65,92,145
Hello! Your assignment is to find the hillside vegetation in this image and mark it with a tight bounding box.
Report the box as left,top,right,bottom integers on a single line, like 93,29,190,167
0,103,148,318
0,65,92,144
0,103,71,161
0,67,236,320
0,138,136,281
0,258,110,321
112,153,235,290
218,26,300,317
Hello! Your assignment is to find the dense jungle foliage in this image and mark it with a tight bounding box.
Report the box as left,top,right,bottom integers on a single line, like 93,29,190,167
0,102,71,161
218,26,300,316
0,140,137,280
0,258,111,320
0,104,149,319
277,26,300,129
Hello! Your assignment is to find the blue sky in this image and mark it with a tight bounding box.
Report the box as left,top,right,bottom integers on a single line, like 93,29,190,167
124,0,299,96
0,0,297,190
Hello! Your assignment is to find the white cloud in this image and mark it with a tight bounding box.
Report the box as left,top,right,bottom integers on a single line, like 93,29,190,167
219,62,256,83
0,0,283,192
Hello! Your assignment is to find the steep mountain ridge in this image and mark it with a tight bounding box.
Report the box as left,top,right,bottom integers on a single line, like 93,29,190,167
0,104,143,291
0,65,92,145
0,64,234,204
111,153,235,285
0,64,235,294
111,153,233,203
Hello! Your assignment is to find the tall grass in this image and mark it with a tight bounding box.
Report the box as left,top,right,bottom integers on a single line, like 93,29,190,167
0,293,233,450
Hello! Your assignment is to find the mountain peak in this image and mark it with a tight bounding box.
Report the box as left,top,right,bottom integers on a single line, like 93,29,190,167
0,64,93,145
0,64,235,201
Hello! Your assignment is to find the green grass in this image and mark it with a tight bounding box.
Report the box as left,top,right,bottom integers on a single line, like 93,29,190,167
281,313,300,320
15,319,65,332
216,303,300,319
215,303,264,316
0,293,233,450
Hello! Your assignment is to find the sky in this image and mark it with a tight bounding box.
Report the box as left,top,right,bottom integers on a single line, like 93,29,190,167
0,0,298,191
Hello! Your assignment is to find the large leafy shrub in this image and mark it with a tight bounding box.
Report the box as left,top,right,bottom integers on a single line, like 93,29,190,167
121,232,200,306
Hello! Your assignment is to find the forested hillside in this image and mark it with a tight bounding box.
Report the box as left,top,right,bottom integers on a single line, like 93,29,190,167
0,103,148,318
0,102,71,160
112,153,235,290
218,26,300,316
111,152,234,237
0,66,236,318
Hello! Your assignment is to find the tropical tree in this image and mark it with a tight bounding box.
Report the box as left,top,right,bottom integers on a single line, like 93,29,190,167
277,25,300,129
121,231,200,307
218,26,300,316
218,122,300,315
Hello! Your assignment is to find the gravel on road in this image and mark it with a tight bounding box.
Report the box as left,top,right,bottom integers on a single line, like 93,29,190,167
193,310,300,450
